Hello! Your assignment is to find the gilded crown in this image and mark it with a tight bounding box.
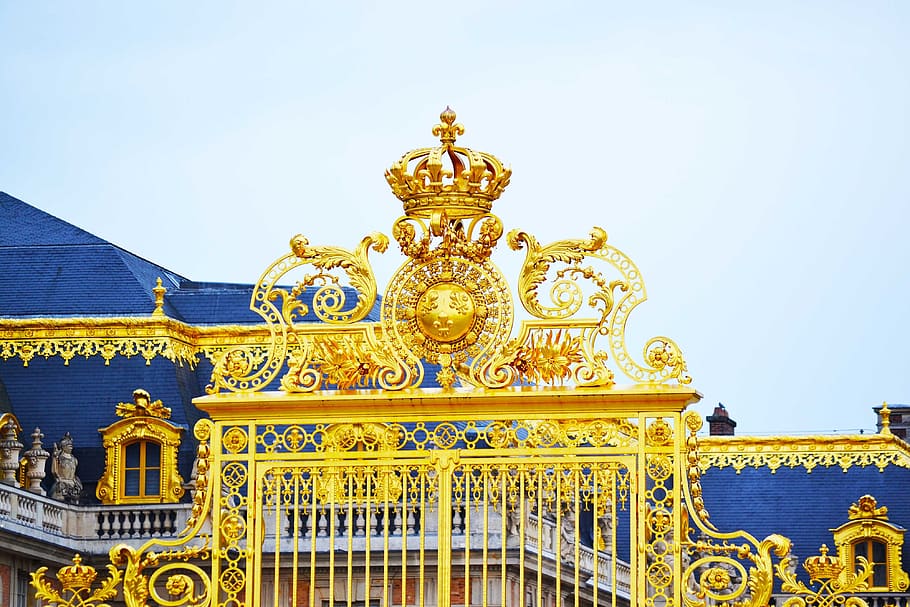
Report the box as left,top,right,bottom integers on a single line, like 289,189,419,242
385,107,511,220
803,545,844,581
57,553,98,591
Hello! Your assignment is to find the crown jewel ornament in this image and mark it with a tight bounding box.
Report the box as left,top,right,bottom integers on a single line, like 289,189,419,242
385,107,512,220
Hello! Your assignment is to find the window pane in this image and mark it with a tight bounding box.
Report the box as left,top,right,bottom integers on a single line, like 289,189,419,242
125,443,140,467
872,541,888,587
15,570,28,607
873,563,888,588
125,469,140,496
145,469,161,497
146,441,161,466
872,541,886,562
855,542,868,559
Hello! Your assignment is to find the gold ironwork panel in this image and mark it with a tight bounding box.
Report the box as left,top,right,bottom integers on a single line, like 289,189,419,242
254,459,441,607
252,418,641,456
449,457,633,607
246,448,636,607
211,422,254,607
633,414,683,607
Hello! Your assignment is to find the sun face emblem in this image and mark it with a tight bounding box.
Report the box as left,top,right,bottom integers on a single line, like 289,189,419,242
417,283,475,343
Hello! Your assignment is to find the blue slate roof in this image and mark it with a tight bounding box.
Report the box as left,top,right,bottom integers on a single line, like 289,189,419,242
0,192,186,318
699,461,910,587
0,192,106,246
0,195,259,499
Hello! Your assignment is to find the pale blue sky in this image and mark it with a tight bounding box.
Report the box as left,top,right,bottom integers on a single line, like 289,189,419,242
2,2,908,434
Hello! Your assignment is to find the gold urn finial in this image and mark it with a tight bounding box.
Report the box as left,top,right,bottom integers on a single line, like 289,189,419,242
152,277,166,317
385,106,512,220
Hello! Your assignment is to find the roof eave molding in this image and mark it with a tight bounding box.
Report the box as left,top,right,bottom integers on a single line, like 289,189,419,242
0,316,274,368
698,434,910,473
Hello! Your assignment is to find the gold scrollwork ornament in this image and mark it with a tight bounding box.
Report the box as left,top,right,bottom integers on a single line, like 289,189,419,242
776,545,872,607
31,554,122,607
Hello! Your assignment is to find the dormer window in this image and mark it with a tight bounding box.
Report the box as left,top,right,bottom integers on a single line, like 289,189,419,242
96,389,185,505
831,495,909,593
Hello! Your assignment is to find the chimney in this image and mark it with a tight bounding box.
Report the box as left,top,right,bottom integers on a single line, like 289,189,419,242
874,402,908,439
706,403,736,436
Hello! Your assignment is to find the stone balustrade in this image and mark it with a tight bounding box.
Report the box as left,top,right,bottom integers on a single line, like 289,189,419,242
0,481,191,554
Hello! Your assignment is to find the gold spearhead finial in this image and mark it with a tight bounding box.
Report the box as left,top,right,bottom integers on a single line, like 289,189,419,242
432,106,464,145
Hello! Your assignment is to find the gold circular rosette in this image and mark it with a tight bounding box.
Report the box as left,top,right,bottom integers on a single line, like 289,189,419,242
383,252,513,388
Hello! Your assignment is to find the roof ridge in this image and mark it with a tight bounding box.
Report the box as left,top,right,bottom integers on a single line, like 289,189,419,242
0,192,106,246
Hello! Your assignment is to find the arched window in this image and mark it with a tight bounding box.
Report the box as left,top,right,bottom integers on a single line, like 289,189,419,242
852,538,889,589
123,439,163,499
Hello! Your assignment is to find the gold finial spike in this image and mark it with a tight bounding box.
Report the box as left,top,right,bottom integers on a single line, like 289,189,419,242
880,401,892,435
432,106,464,145
152,277,166,317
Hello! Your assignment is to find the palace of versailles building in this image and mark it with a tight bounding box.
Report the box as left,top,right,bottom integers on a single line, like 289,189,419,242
1,109,908,607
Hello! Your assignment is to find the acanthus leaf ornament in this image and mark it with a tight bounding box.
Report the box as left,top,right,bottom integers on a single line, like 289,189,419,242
508,227,609,319
287,232,389,324
205,231,389,394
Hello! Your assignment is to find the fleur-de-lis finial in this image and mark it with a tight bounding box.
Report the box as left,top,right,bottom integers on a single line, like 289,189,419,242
432,106,464,145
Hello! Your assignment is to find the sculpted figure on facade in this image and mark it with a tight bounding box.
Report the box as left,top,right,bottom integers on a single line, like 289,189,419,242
50,432,82,503
596,499,614,553
560,507,577,562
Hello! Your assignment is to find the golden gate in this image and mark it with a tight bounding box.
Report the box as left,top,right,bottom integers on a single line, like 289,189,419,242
31,108,802,607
